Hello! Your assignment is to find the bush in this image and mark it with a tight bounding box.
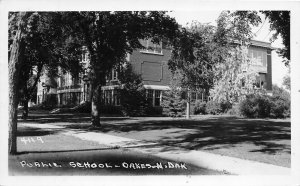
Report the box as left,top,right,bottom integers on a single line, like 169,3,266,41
271,85,291,118
270,96,290,118
193,100,206,115
100,105,122,115
227,103,240,116
220,101,232,113
239,94,271,118
72,101,91,113
161,89,186,117
206,100,222,115
145,106,163,116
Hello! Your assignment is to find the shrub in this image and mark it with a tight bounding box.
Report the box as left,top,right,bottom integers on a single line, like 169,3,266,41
193,100,206,115
100,105,122,115
73,101,91,113
227,103,240,116
220,101,232,113
145,106,163,116
206,100,222,115
270,96,290,118
271,85,291,118
161,89,186,117
239,94,271,118
118,62,150,117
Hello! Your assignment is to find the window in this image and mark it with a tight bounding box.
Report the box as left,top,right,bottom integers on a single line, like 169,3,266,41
191,92,197,101
82,50,89,62
248,49,267,67
154,90,161,106
104,90,113,105
140,39,163,54
255,73,267,89
111,69,118,80
113,90,120,106
146,89,154,106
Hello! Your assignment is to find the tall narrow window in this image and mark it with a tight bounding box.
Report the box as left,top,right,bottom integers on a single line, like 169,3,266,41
191,92,197,101
112,69,118,80
154,90,161,106
146,89,154,106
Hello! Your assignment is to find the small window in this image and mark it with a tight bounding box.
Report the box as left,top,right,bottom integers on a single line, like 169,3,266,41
140,39,163,54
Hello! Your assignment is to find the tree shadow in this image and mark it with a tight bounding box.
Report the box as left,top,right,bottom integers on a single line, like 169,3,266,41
18,113,131,124
17,127,57,137
61,116,290,155
18,112,291,156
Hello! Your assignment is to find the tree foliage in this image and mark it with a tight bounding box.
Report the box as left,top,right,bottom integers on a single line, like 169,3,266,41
161,72,186,117
209,11,265,104
262,11,290,65
282,66,291,90
168,22,223,91
210,46,261,104
60,11,179,126
118,63,148,116
9,12,84,117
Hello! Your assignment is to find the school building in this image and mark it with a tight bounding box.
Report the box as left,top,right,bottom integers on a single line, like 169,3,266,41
36,39,273,108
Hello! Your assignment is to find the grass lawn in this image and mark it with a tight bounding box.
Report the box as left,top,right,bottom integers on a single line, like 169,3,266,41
17,112,291,168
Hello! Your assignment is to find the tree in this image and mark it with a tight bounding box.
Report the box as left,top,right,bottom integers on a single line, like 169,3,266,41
233,11,290,66
209,11,263,104
161,71,186,117
167,13,243,118
9,12,85,118
261,11,290,66
282,65,291,90
209,46,261,104
8,12,31,154
61,11,178,126
118,62,148,117
8,12,84,154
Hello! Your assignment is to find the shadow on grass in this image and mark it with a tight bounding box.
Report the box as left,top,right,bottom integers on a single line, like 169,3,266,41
62,116,291,155
17,127,57,137
18,112,131,124
16,147,119,155
18,112,291,156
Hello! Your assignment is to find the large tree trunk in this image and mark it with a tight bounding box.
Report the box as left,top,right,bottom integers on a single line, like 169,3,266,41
22,99,29,119
8,12,28,155
91,81,101,127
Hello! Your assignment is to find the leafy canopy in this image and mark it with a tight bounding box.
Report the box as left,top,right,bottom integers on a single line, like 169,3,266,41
61,11,179,84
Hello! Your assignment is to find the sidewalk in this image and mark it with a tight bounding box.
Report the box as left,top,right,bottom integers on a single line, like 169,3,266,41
20,122,291,175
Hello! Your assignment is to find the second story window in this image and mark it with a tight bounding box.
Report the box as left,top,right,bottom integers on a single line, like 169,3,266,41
111,69,118,80
82,52,89,62
140,39,163,55
248,49,267,67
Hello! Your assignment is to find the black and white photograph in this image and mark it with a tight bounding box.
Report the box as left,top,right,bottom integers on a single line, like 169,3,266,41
1,0,300,186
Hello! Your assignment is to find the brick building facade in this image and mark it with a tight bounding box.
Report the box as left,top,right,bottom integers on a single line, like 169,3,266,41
36,39,273,108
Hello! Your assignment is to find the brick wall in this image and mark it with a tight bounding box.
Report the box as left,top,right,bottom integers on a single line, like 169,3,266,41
129,49,172,86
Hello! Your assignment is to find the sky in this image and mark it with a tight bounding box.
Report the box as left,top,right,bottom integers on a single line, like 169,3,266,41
168,11,289,88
